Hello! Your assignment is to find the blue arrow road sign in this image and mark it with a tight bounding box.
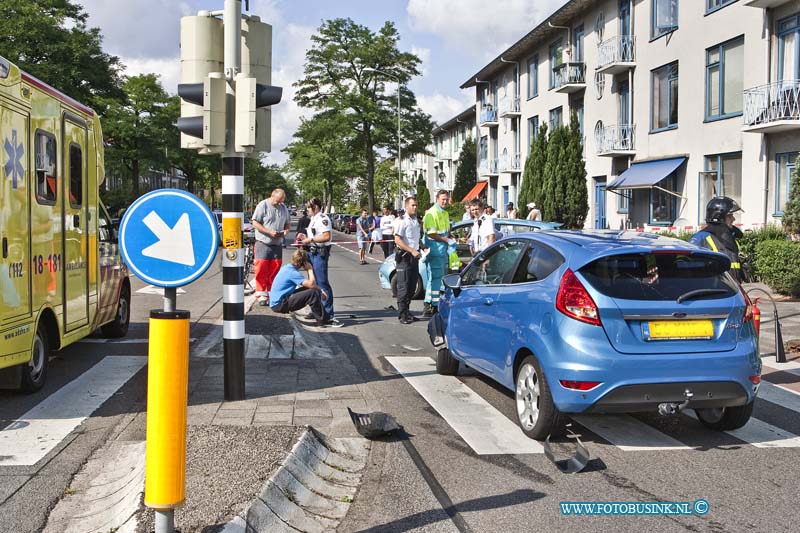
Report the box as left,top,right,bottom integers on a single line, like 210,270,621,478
119,189,219,288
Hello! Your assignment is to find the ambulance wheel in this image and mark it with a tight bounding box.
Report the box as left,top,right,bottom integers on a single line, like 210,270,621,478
21,324,49,393
102,284,130,338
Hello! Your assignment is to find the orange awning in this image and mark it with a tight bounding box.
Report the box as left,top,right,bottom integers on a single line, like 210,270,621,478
462,181,488,202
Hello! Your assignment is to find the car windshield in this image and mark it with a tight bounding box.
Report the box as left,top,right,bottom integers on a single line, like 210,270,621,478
579,252,738,301
498,223,541,237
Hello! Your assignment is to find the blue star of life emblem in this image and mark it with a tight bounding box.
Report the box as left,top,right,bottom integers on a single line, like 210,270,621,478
4,129,24,190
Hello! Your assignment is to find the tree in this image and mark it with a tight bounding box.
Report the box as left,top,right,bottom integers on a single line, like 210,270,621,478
453,138,477,202
783,155,800,236
541,125,565,223
561,113,588,228
294,18,434,213
518,123,548,219
284,110,361,211
415,175,430,210
0,0,123,110
244,161,296,211
373,160,401,208
102,74,174,198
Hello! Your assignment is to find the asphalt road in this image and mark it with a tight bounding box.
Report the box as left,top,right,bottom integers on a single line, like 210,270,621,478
319,227,800,533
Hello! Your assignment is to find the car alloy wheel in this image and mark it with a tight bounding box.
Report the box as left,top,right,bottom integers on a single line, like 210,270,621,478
516,362,540,431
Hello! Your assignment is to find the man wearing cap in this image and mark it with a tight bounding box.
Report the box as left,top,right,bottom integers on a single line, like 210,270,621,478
526,202,542,221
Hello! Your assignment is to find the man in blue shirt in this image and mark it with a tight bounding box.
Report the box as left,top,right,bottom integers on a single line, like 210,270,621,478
270,249,327,326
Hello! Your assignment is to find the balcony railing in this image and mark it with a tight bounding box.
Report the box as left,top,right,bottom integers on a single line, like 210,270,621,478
596,35,636,73
498,96,521,117
479,157,499,175
499,152,522,172
480,107,498,125
743,81,800,132
436,146,452,160
553,62,586,92
595,124,636,155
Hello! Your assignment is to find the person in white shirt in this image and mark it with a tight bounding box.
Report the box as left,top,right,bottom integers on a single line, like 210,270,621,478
526,202,542,221
505,202,518,219
300,197,342,327
394,197,423,324
379,206,396,258
470,199,496,255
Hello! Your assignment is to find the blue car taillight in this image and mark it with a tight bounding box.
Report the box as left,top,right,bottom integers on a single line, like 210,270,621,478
556,269,601,326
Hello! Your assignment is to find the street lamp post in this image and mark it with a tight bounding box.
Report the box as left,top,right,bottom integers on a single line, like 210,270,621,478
363,68,402,209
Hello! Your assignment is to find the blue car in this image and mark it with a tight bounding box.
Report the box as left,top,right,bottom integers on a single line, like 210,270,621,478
378,218,560,299
429,230,760,440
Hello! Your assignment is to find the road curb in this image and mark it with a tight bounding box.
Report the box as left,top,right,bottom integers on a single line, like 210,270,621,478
224,427,370,532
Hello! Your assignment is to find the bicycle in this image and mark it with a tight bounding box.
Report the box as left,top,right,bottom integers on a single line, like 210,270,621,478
243,240,255,295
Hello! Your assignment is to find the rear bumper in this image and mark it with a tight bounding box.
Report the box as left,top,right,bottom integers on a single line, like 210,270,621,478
584,381,749,413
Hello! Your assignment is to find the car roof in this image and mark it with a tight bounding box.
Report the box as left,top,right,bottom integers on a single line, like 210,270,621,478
452,218,560,230
503,230,722,269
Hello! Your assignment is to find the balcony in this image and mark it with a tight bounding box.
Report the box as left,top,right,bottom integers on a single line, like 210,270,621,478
553,62,586,93
595,124,636,157
498,96,521,118
596,35,636,75
499,152,522,172
479,107,499,127
436,146,452,161
479,158,499,176
742,81,800,133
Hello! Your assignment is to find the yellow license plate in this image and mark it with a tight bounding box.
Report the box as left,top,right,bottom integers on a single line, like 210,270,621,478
644,320,714,341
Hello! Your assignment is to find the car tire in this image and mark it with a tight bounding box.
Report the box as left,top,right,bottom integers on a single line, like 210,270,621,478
695,402,754,431
21,323,49,393
390,274,398,298
436,348,459,375
515,355,566,440
102,284,130,338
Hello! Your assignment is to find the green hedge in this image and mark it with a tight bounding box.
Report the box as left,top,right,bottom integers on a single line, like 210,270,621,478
754,240,800,297
738,224,787,260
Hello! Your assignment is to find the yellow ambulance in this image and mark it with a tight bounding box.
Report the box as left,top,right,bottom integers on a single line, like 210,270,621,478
0,56,130,392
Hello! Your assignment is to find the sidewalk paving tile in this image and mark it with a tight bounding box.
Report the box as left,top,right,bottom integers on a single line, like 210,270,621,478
254,412,293,423
255,403,294,413
294,408,331,418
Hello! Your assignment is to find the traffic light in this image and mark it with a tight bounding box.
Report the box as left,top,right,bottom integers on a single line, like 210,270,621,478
236,17,281,153
178,15,224,153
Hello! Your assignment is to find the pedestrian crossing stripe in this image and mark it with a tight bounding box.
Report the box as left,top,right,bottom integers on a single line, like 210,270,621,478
389,356,800,456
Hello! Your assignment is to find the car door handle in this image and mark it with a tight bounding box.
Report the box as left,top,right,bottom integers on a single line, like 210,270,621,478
484,298,494,306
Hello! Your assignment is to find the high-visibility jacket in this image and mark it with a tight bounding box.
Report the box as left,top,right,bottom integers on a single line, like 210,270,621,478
422,205,450,257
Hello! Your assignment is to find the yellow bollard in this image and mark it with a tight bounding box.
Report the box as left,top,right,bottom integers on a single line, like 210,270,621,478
144,309,190,510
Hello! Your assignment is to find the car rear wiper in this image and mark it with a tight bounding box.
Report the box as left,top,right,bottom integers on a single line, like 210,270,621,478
676,288,729,304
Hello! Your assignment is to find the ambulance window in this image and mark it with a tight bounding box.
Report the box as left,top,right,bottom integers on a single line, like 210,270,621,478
69,143,82,208
35,131,57,205
99,206,112,242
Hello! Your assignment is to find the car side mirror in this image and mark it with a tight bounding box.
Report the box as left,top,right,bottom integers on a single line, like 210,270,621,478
442,273,462,296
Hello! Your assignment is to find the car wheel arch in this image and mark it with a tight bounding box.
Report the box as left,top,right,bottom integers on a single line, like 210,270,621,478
512,347,535,385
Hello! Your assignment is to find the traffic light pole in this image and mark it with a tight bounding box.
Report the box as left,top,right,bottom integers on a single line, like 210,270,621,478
222,0,245,401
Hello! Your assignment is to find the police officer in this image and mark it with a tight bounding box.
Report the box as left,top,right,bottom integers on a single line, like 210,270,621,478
689,196,744,282
422,190,451,317
394,196,422,324
301,198,343,327
470,199,496,256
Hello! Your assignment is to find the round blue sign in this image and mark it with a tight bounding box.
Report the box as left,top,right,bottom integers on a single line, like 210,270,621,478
119,189,219,287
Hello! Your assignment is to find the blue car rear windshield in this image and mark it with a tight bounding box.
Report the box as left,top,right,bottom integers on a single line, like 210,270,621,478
579,253,738,301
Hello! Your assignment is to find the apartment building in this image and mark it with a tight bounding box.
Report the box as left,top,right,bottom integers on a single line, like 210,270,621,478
400,106,477,202
461,0,799,229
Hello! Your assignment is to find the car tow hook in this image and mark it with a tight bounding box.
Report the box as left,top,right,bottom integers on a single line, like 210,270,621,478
657,389,694,416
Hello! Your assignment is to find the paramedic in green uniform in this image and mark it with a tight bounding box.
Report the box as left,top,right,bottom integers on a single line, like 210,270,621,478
422,190,451,317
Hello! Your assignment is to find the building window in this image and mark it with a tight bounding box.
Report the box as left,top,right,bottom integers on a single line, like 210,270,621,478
549,40,563,89
778,14,800,82
650,174,678,225
706,36,744,120
34,130,57,205
651,0,678,40
68,143,83,208
527,55,538,99
702,153,743,218
618,189,631,214
527,116,539,149
479,136,488,161
776,152,798,216
549,107,563,130
651,61,679,131
573,25,585,62
706,0,737,14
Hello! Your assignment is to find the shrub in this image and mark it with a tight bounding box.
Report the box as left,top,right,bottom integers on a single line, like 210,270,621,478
445,201,466,222
739,224,787,259
754,240,800,297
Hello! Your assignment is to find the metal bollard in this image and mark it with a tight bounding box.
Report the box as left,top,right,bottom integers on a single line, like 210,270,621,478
746,287,786,363
145,305,191,533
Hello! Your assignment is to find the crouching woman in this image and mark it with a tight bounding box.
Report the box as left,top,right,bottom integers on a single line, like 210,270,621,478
269,249,327,326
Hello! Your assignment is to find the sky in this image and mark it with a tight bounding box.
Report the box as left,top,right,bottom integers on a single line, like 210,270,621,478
77,0,565,165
